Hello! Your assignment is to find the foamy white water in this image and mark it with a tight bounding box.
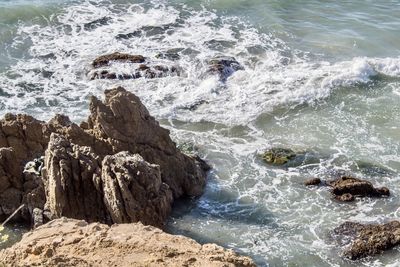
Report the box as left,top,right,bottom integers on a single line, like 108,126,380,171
0,1,400,266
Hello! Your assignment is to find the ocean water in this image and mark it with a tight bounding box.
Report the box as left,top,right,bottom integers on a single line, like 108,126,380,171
0,0,400,266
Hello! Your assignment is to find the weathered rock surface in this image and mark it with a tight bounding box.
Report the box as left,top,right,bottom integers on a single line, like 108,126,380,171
101,151,174,226
0,218,256,267
0,87,208,226
0,114,49,222
92,52,145,68
261,148,296,165
328,177,390,202
90,52,180,80
333,221,400,260
305,176,390,202
261,147,323,167
90,64,179,80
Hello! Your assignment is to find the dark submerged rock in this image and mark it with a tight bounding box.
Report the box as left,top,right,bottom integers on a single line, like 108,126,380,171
207,56,244,81
83,17,112,31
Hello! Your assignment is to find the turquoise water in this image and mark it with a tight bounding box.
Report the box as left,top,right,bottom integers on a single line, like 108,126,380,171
0,1,400,266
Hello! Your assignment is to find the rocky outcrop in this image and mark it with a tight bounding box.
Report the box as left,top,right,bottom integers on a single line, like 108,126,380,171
101,151,173,226
41,133,174,226
90,52,180,80
42,133,107,224
333,221,400,260
207,56,244,81
304,178,321,186
328,177,389,202
92,52,145,68
0,218,256,267
0,87,208,226
0,114,49,222
305,176,390,202
262,148,296,165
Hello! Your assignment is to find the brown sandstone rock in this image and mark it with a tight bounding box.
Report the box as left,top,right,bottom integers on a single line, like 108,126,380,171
0,218,256,267
101,152,173,226
42,133,107,223
333,221,400,260
328,177,389,202
304,178,321,186
92,52,145,68
84,87,207,198
0,87,208,226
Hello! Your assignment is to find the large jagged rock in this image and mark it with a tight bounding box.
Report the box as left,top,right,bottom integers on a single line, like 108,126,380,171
42,133,174,226
101,152,173,226
0,114,49,222
0,218,256,267
333,221,400,260
42,133,107,224
84,87,207,198
0,87,208,226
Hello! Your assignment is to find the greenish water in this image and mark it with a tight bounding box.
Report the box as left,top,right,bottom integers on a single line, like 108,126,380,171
0,1,400,266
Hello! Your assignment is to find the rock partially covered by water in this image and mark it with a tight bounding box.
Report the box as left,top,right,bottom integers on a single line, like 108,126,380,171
304,178,321,186
90,52,180,80
92,52,145,68
0,218,256,267
328,177,390,202
305,176,389,202
90,65,180,80
262,148,296,165
207,56,244,81
333,221,400,260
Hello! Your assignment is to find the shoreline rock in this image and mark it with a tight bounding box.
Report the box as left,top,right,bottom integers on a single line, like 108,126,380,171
333,221,400,260
0,87,209,227
305,176,390,202
90,52,180,80
0,218,256,267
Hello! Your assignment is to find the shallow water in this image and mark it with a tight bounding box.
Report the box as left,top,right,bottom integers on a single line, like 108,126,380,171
0,0,400,266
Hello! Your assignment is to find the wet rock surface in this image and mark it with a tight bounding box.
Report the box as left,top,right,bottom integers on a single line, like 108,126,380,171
305,176,390,202
207,56,244,81
261,148,296,165
90,52,180,80
90,64,179,80
0,87,208,226
333,221,400,260
328,177,390,202
0,218,256,267
92,52,145,68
